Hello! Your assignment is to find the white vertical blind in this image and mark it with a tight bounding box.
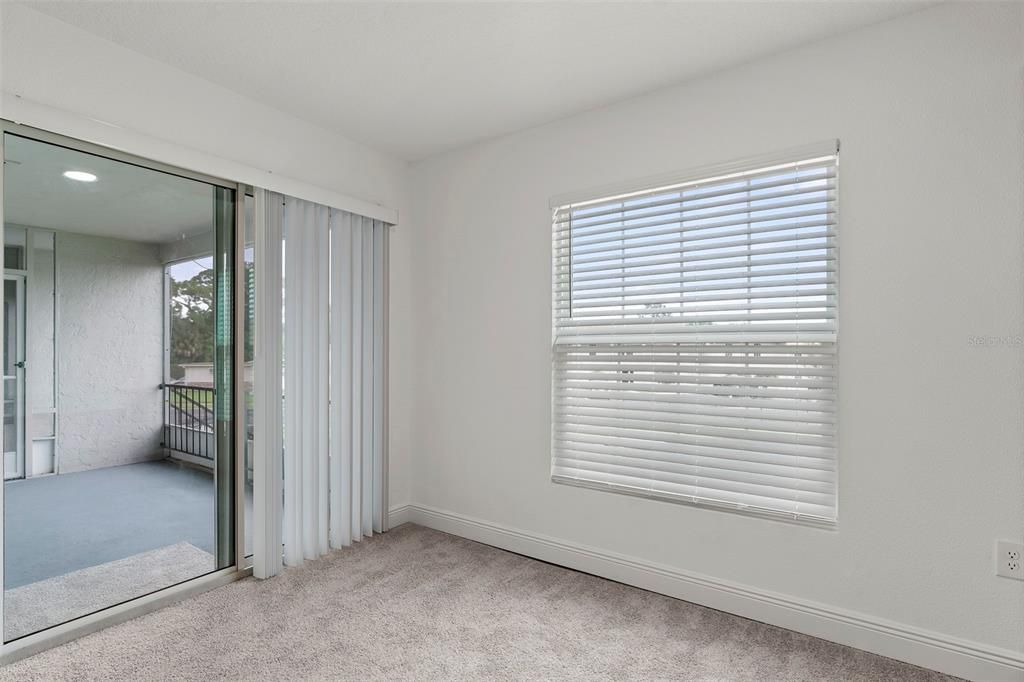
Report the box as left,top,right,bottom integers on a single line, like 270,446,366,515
551,142,839,525
361,225,374,538
372,226,386,532
254,193,389,577
329,212,354,549
349,224,363,542
316,215,331,557
253,189,283,580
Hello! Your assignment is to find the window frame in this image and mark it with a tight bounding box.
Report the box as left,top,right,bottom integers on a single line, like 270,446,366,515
550,141,840,527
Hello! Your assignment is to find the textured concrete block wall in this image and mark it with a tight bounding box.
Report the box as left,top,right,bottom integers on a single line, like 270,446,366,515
27,240,55,417
55,232,164,473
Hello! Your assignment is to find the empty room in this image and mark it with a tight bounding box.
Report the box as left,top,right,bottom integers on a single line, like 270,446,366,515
0,1,1021,680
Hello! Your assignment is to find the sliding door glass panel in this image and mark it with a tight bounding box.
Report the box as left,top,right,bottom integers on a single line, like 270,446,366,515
2,276,24,481
243,193,254,558
2,132,235,642
214,186,235,569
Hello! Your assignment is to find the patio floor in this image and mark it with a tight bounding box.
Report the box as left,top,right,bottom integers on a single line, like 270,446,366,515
4,459,252,589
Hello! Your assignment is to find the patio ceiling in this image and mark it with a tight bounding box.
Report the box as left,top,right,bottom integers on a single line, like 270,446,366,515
3,133,214,243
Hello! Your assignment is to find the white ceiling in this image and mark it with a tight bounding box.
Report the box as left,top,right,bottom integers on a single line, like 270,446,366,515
4,133,214,243
24,1,933,161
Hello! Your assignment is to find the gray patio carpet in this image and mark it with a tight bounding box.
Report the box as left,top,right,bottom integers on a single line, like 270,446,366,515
3,459,222,590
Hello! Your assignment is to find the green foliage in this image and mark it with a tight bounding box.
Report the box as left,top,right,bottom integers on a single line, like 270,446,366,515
169,263,255,377
170,268,214,370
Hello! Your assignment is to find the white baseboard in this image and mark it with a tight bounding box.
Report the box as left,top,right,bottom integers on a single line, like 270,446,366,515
396,503,1023,682
387,504,414,529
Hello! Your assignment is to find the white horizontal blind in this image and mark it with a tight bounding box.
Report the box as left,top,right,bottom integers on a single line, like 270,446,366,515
552,143,838,524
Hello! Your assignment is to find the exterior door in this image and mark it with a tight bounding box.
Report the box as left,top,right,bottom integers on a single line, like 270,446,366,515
3,274,25,480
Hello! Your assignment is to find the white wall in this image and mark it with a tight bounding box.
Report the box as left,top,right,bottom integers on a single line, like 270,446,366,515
56,232,164,473
0,4,413,508
405,0,1024,660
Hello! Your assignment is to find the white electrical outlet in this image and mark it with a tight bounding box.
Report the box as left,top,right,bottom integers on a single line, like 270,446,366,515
996,540,1024,580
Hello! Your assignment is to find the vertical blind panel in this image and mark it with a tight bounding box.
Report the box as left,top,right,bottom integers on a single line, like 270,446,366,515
253,189,284,579
329,211,353,549
313,204,329,557
372,224,386,533
282,197,301,566
361,218,375,538
283,197,331,564
552,149,838,524
282,198,303,565
349,223,364,541
315,205,331,557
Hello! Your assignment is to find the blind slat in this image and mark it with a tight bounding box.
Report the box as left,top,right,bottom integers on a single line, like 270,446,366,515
570,239,834,279
553,451,835,494
562,211,835,252
555,162,836,220
557,275,835,301
551,469,836,521
556,263,837,294
567,287,831,310
555,384,836,413
558,405,835,433
567,226,834,273
559,179,836,232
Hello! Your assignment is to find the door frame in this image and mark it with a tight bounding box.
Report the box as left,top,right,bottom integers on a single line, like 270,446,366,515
0,119,251,663
2,273,25,481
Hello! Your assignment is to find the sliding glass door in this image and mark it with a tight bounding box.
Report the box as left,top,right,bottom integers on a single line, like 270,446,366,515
0,126,240,643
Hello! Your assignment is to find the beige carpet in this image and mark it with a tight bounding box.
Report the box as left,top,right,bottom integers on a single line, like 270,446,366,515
5,542,215,642
0,524,957,681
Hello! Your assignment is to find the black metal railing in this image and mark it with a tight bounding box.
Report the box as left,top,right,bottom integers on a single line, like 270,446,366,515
161,383,215,460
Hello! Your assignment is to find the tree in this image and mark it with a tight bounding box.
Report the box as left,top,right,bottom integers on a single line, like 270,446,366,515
168,263,255,379
170,268,214,376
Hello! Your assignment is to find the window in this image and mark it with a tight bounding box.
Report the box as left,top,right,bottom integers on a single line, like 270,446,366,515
551,142,838,525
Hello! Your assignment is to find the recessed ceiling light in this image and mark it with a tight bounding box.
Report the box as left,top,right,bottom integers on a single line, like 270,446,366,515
63,170,97,182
